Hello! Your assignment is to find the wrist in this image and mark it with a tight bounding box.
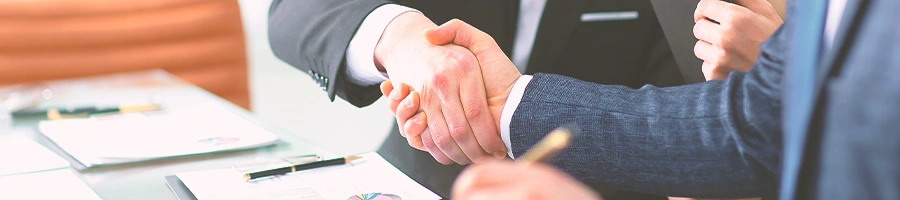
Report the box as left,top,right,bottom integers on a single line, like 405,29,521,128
489,74,522,130
374,12,436,73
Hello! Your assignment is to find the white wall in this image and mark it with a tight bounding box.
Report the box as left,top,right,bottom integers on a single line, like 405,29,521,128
237,0,394,156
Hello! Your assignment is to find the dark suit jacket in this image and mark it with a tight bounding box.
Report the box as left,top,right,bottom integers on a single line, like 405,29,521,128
269,0,687,199
268,0,686,108
507,0,900,198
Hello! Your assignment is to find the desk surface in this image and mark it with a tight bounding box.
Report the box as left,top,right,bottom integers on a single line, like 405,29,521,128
0,70,334,200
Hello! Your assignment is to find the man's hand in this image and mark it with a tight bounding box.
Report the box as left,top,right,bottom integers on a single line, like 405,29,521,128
693,0,783,80
380,19,523,163
452,162,601,200
375,13,506,164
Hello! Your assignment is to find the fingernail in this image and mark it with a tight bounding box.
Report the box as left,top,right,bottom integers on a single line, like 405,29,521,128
493,151,507,159
391,89,402,100
403,97,413,108
411,113,422,124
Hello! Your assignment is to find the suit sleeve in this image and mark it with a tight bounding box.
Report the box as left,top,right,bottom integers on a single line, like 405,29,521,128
508,25,790,198
268,0,390,107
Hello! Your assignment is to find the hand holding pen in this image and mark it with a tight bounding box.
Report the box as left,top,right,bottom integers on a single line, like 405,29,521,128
451,125,603,200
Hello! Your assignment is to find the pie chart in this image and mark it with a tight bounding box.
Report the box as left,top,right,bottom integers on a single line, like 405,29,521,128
348,193,402,200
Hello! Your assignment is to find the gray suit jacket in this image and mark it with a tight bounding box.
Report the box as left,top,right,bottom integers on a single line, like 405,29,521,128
508,0,899,198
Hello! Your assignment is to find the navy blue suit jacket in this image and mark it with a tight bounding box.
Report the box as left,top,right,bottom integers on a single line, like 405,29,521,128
509,0,899,198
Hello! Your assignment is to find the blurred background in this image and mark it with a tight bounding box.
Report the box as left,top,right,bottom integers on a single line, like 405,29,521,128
0,0,787,156
0,0,393,156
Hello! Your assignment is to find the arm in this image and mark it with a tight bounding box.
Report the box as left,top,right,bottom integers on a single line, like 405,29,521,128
508,25,789,198
269,1,508,164
268,0,390,107
387,19,790,198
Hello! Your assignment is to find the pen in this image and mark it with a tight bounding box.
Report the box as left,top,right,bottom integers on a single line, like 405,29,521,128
40,103,161,120
516,124,577,167
244,155,363,181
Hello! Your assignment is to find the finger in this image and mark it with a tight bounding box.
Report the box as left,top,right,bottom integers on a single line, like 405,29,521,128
387,82,410,115
420,127,454,164
380,80,393,98
733,0,782,22
437,96,484,164
693,18,724,46
695,0,749,24
404,112,428,150
459,74,507,162
420,92,471,164
701,61,721,81
693,39,721,65
396,91,421,138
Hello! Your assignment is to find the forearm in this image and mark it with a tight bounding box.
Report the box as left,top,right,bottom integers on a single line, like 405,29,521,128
509,72,781,198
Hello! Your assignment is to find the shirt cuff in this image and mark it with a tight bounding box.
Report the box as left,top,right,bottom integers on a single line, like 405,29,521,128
500,75,533,159
344,4,419,85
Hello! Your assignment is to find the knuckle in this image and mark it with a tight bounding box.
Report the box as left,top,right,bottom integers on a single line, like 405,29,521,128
464,102,483,120
449,18,464,25
718,38,735,51
429,73,449,91
422,136,439,150
433,133,454,150
444,51,473,74
463,98,484,119
448,124,469,140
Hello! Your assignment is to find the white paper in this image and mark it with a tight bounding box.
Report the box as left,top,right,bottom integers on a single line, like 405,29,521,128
0,169,102,200
0,136,69,176
38,103,279,167
177,152,440,200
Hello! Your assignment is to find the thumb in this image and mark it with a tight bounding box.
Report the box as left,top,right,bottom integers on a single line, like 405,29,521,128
423,19,506,61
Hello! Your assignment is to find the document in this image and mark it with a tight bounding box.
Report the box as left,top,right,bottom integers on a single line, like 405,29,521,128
0,169,102,199
176,152,440,200
39,103,279,167
0,136,69,176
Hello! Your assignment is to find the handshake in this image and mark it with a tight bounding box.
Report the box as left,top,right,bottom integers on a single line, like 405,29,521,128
374,12,521,165
375,15,601,200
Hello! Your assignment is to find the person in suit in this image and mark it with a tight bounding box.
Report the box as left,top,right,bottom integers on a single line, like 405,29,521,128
269,0,685,198
268,0,782,198
387,0,900,198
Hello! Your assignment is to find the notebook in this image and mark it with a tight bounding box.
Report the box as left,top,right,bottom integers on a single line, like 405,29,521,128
38,103,279,168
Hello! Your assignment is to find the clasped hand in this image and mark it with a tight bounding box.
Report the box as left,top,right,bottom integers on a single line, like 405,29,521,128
376,13,520,165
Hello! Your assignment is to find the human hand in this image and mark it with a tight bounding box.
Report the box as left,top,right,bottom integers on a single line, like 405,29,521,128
374,13,506,164
380,19,523,164
693,0,783,80
452,161,601,200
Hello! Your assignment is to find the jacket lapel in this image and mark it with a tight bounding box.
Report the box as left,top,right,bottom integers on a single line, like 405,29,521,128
524,0,592,74
814,0,869,86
